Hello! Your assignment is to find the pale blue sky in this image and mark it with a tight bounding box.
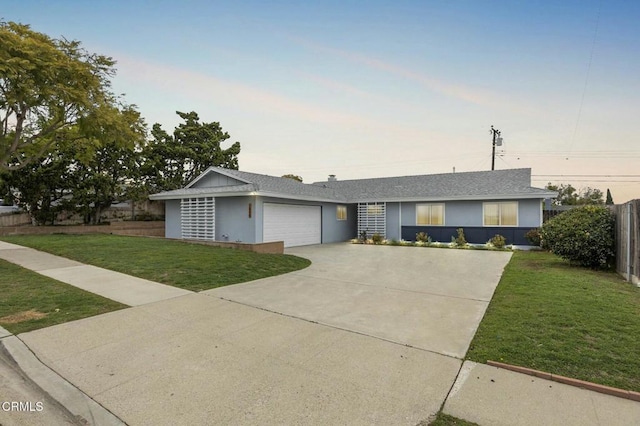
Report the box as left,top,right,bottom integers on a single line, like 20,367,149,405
4,1,639,201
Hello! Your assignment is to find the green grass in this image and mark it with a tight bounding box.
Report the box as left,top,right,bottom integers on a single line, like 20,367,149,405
0,259,126,334
422,413,479,426
467,250,640,392
1,234,311,292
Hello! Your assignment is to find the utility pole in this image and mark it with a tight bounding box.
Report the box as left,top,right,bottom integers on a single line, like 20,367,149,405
490,125,501,171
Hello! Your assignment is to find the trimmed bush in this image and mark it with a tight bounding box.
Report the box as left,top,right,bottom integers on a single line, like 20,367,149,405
489,234,506,249
541,205,615,269
524,228,542,247
371,233,384,245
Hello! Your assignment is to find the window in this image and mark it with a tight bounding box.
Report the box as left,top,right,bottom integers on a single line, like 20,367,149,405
336,205,347,221
483,202,518,226
416,204,444,226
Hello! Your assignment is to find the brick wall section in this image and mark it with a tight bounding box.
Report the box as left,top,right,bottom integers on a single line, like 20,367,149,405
0,221,165,237
174,239,284,255
0,222,284,254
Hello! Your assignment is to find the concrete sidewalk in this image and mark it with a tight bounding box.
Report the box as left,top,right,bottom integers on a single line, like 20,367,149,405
444,361,640,425
0,241,191,306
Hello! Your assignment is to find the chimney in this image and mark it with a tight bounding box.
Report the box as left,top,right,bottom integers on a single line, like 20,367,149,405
328,174,337,182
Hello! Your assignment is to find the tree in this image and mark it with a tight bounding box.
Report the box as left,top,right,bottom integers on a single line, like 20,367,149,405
580,187,604,205
1,104,146,224
66,106,146,224
606,188,614,205
0,21,122,170
281,174,303,182
545,183,604,206
141,111,240,192
1,149,74,224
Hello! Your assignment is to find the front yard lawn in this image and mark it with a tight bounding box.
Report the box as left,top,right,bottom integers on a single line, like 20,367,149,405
467,251,640,392
0,259,126,334
0,234,311,292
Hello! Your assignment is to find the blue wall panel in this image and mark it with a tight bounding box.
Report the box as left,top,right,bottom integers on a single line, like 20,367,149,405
402,226,536,245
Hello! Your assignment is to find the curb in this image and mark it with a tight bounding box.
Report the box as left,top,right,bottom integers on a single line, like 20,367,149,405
487,360,640,402
0,331,125,425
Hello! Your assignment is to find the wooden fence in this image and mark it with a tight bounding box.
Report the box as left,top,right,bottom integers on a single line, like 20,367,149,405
612,200,639,285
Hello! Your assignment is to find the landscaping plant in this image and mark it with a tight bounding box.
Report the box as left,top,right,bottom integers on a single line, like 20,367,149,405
371,233,384,245
489,234,506,249
453,228,467,247
524,228,542,247
416,231,429,243
541,205,615,269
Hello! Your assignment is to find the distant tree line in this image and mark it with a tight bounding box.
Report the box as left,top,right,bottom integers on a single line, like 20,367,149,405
544,183,613,207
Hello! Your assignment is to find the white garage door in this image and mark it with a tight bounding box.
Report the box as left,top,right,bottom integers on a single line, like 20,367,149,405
263,203,321,247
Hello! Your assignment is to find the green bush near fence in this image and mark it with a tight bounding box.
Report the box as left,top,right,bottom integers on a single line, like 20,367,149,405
541,205,615,269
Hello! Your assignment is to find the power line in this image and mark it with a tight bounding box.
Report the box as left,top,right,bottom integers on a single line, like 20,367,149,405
568,0,602,154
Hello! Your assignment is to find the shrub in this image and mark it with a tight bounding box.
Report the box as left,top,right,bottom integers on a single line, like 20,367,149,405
489,234,506,249
359,230,368,243
389,239,400,246
371,233,384,245
416,231,429,243
524,228,542,247
541,205,615,269
454,228,467,247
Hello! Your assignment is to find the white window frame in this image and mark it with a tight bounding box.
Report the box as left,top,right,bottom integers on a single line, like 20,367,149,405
336,205,347,221
483,201,519,227
416,203,445,226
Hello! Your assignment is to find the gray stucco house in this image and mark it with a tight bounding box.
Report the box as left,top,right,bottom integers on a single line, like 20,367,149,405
149,167,556,247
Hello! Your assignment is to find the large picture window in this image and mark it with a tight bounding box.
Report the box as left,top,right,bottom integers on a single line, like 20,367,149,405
416,204,444,226
483,202,518,226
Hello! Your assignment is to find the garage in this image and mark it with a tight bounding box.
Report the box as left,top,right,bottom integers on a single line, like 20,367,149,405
263,203,321,247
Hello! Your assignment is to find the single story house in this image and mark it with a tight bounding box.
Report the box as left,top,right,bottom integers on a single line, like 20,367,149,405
149,167,556,247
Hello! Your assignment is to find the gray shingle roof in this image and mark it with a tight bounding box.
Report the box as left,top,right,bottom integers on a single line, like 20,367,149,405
150,167,345,201
210,169,347,200
312,168,554,201
150,167,555,202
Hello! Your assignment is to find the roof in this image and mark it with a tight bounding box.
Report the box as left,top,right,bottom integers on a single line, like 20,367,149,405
150,167,556,202
312,168,556,202
150,167,345,202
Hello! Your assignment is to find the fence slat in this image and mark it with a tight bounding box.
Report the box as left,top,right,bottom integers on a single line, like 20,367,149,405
613,200,640,285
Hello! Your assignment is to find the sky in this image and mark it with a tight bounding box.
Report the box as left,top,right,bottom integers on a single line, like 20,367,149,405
4,0,639,202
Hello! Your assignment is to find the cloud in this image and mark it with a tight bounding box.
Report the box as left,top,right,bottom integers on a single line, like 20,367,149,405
288,36,505,108
114,54,381,128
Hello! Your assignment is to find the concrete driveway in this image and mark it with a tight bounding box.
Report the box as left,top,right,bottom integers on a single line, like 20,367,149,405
211,244,511,358
18,244,511,425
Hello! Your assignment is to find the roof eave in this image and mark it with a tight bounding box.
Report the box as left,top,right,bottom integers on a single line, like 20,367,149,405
350,192,557,203
150,190,343,203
